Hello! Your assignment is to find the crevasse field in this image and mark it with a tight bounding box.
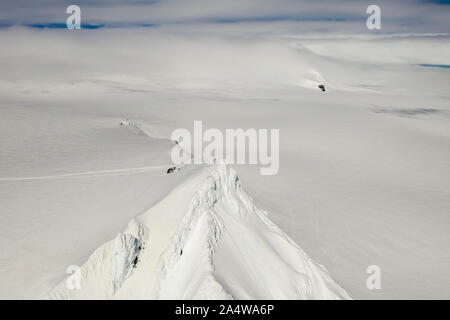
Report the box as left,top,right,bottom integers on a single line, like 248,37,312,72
0,1,449,300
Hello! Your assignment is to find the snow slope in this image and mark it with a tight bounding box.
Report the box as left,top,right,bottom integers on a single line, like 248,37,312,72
1,29,449,299
50,164,350,299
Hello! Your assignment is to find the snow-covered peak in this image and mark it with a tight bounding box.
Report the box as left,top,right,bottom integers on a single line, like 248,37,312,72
50,165,351,300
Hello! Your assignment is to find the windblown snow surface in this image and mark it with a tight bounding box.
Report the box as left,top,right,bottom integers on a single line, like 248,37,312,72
1,26,450,300
49,164,350,299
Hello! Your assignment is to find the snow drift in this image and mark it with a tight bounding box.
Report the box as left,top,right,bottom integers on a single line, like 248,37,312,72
49,164,351,300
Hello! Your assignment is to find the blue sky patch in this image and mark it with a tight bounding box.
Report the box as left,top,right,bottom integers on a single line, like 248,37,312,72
419,64,450,68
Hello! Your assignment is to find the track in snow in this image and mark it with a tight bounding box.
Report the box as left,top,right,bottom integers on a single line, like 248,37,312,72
0,165,172,181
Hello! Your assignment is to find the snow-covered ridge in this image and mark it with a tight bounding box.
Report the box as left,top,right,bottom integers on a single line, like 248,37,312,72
50,165,351,300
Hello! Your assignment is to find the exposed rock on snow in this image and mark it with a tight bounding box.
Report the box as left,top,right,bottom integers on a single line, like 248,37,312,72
50,165,351,300
120,119,131,126
166,167,180,174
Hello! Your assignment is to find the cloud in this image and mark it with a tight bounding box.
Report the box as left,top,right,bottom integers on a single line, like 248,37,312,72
0,0,449,101
0,0,449,35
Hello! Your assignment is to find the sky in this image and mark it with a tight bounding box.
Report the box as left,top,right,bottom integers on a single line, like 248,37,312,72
0,0,450,35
